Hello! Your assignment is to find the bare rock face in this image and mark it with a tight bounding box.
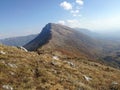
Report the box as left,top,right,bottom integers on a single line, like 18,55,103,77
24,23,101,58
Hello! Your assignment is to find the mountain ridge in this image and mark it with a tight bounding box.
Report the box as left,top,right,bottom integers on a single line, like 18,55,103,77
24,23,102,58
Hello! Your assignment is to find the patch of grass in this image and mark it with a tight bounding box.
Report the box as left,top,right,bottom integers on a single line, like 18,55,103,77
0,44,120,90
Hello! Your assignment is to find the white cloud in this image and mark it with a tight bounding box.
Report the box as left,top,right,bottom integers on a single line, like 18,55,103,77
60,1,72,10
76,0,84,5
58,20,65,25
57,19,81,28
60,0,84,17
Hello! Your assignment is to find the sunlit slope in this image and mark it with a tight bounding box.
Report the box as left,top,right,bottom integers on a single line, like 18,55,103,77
0,44,120,90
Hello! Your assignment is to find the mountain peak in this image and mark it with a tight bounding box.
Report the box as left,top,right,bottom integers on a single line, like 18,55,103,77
46,23,58,27
24,23,99,58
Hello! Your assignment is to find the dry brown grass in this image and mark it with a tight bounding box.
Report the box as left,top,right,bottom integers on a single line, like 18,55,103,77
0,44,120,90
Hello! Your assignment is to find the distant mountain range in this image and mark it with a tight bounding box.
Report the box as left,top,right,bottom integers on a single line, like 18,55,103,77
1,25,120,47
0,34,38,46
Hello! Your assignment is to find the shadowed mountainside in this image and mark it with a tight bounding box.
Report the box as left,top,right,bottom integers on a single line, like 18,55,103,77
24,23,52,51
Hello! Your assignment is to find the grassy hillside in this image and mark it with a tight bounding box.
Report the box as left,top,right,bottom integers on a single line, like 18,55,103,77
0,44,120,90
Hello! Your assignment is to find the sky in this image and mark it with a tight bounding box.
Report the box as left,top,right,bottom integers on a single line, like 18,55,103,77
0,0,120,38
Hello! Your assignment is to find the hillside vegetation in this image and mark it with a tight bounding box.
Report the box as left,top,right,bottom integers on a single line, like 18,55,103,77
0,44,120,90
